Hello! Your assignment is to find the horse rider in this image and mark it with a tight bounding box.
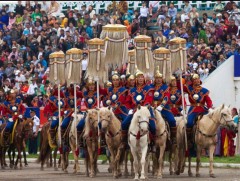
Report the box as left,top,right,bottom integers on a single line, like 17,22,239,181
125,74,135,89
44,86,65,147
184,74,213,128
104,72,128,121
169,76,186,117
151,68,176,130
120,70,156,150
1,89,26,146
76,78,106,148
61,84,81,144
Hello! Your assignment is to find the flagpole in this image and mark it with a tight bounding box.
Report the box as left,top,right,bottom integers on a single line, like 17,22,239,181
95,76,100,153
58,83,61,146
74,83,78,152
179,69,188,151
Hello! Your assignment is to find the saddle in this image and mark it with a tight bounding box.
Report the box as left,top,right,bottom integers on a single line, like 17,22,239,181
0,121,18,147
48,127,58,149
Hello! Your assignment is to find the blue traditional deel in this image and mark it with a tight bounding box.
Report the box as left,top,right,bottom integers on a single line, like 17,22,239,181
83,91,97,109
151,84,169,108
107,86,128,115
188,86,209,105
130,85,152,105
67,98,75,109
55,99,65,109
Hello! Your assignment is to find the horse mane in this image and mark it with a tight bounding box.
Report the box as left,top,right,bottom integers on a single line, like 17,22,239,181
83,111,91,138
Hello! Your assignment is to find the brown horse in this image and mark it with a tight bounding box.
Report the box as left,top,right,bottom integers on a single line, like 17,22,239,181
60,116,73,173
0,118,33,169
13,118,33,169
37,122,60,171
83,109,99,178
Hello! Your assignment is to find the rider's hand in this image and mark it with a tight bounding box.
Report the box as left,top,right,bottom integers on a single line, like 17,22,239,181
156,105,163,112
208,108,214,113
128,109,133,115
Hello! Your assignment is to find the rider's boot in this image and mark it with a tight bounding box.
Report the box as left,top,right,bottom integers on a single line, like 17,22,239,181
77,130,84,148
100,131,106,148
170,127,177,144
119,130,128,150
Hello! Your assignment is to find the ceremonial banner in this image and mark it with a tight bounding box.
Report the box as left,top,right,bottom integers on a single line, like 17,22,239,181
49,51,65,85
134,35,154,77
153,47,171,83
65,48,83,86
86,38,107,86
168,37,187,74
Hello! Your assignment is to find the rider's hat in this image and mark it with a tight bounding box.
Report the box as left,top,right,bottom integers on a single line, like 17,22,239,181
135,69,144,78
154,66,163,78
112,71,120,80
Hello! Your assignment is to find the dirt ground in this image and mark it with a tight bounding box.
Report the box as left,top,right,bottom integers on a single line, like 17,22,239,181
0,162,240,181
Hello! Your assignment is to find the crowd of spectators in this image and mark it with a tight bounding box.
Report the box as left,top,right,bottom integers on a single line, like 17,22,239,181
0,1,240,107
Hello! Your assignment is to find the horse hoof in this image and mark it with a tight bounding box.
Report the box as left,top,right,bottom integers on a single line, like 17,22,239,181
40,167,44,171
157,175,162,179
188,172,193,177
10,164,13,169
54,167,58,171
170,171,174,175
25,164,28,167
1,166,5,169
14,166,18,170
210,174,216,178
4,164,8,167
196,173,200,177
64,170,68,173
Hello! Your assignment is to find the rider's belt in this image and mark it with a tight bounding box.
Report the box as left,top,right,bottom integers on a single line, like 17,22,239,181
192,103,204,107
169,104,179,108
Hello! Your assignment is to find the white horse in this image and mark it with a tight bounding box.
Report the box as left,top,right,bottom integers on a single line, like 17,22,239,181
195,104,236,178
69,113,85,174
128,105,151,180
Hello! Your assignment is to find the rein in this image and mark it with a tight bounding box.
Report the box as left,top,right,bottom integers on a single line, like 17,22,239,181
101,118,121,138
197,113,232,138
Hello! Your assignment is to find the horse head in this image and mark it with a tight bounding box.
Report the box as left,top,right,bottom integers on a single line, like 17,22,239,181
210,104,236,130
134,106,151,133
99,107,113,133
22,118,34,139
83,109,99,138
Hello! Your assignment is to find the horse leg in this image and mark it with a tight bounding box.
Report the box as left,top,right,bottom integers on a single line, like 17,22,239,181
209,145,216,178
8,146,13,168
196,146,201,177
88,144,95,178
157,145,165,179
14,147,20,169
188,155,193,176
19,146,23,169
3,148,7,167
23,147,28,166
169,147,174,175
140,146,148,180
131,148,139,180
54,148,59,170
124,150,129,177
85,151,89,177
109,148,117,178
130,151,134,176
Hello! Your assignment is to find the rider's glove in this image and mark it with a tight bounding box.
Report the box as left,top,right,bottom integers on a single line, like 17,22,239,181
156,105,163,112
128,109,134,115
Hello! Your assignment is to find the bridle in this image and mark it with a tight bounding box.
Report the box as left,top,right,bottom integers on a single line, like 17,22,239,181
197,112,234,138
130,116,149,139
101,118,121,138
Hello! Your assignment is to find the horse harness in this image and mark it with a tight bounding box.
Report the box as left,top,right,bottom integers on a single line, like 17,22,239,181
130,120,149,140
100,118,120,138
196,113,232,139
